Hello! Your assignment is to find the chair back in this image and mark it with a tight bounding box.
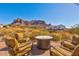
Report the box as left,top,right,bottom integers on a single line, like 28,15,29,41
5,38,19,48
72,34,79,45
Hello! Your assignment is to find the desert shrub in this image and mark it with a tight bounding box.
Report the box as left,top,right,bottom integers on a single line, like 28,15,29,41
27,29,51,40
68,28,79,35
26,25,37,29
51,33,64,41
37,30,50,35
0,31,5,42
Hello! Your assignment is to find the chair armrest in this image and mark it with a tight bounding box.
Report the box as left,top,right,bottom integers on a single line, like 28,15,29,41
61,41,75,50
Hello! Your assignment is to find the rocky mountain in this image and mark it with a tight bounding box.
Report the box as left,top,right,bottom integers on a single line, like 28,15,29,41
46,24,66,30
11,18,48,27
11,18,66,30
11,18,29,26
71,24,79,28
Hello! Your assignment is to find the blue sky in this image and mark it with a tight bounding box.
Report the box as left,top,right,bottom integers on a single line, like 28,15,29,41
0,3,79,27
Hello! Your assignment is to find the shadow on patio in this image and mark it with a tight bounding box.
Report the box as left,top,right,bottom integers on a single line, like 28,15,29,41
0,47,9,51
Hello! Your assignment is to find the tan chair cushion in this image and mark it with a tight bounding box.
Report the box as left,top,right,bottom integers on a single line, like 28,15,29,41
61,41,75,50
54,47,72,56
61,46,73,52
16,48,31,56
19,40,31,48
16,43,32,52
9,47,31,56
50,48,63,56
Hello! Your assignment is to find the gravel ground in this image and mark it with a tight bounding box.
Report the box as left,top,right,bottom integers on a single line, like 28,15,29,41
0,42,9,56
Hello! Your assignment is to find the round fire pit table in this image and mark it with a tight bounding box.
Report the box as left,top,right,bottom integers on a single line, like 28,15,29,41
35,35,53,50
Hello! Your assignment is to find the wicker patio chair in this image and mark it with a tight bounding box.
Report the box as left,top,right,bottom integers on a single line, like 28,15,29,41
50,45,79,56
5,36,32,56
